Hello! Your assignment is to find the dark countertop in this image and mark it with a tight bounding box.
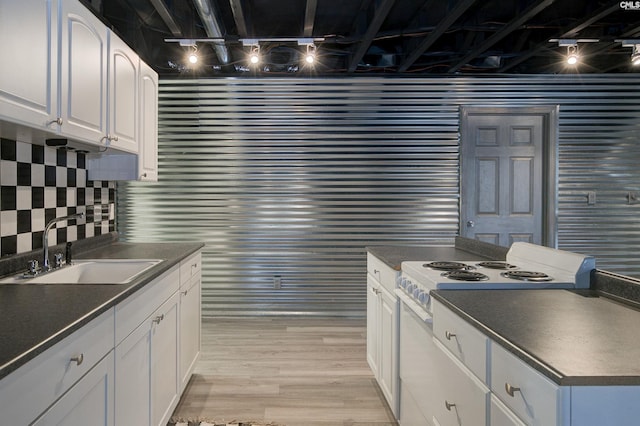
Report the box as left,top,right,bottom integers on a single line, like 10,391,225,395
366,237,508,270
0,241,204,380
431,289,640,386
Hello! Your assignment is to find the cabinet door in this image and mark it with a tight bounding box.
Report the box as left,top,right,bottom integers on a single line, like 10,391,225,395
59,0,108,144
108,32,139,153
433,340,490,426
152,291,180,426
179,274,201,392
115,315,152,426
366,273,380,375
378,286,397,412
0,0,57,128
139,60,158,181
33,351,114,426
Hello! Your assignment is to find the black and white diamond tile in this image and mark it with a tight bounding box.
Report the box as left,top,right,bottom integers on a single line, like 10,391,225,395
0,138,115,257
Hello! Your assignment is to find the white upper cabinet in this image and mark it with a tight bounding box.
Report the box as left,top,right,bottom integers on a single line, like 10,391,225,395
0,0,57,128
107,33,139,153
0,0,149,157
138,60,158,180
58,0,108,145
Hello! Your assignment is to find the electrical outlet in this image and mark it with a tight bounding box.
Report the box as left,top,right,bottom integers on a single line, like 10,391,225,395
273,276,282,289
587,191,596,205
628,191,639,205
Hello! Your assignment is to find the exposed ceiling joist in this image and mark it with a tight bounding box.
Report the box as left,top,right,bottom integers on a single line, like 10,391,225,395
449,0,555,73
347,0,397,73
304,0,318,37
398,0,477,73
229,0,249,37
148,0,182,36
499,3,621,72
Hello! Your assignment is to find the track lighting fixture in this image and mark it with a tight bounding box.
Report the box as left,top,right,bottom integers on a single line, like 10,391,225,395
550,39,599,67
188,45,198,64
566,44,579,65
304,44,316,64
249,45,260,64
617,40,640,66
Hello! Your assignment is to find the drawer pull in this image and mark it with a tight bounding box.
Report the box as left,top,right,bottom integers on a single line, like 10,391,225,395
70,353,84,366
445,331,456,340
181,289,188,296
505,382,521,397
153,314,165,324
445,400,456,411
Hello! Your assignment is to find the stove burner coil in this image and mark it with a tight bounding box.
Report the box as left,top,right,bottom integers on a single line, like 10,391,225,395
442,270,489,281
501,271,553,282
476,261,518,270
424,261,473,271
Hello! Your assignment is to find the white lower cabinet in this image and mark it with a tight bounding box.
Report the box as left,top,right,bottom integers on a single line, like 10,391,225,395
433,299,640,426
490,395,526,426
0,251,202,426
490,342,566,426
0,309,114,425
366,253,399,418
33,351,115,426
432,339,490,426
115,265,181,426
115,291,180,426
179,252,202,392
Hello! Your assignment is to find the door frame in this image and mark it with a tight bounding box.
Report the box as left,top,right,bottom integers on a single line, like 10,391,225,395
459,105,559,248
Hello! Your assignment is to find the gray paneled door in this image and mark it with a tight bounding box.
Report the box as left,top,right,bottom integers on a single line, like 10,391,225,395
460,107,557,247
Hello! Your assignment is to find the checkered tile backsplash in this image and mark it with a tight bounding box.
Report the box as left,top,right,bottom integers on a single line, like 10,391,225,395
0,138,115,257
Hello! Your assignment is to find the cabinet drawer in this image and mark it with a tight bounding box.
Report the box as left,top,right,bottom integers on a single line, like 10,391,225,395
180,252,201,285
433,339,490,426
366,253,398,294
490,394,526,426
0,309,114,425
491,342,562,426
115,265,180,344
433,299,488,383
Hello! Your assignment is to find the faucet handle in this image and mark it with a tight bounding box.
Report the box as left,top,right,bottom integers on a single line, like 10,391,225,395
27,259,40,274
54,253,64,269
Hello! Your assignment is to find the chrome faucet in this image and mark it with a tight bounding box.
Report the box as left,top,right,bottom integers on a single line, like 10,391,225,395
42,213,84,271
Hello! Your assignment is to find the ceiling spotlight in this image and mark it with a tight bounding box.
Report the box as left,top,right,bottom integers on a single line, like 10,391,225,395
304,44,316,64
550,39,598,67
566,45,579,65
631,46,640,66
249,45,260,65
617,40,640,66
188,45,198,64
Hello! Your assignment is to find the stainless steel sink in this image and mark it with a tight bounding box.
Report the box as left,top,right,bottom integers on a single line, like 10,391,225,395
0,259,163,284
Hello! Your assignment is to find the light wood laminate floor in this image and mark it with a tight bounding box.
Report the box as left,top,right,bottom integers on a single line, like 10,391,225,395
170,317,397,426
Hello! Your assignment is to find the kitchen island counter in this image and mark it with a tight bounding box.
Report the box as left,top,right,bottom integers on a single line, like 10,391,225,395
367,237,509,270
0,241,203,380
432,288,640,386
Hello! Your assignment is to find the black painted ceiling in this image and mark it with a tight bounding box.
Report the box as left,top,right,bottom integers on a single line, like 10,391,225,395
88,0,640,77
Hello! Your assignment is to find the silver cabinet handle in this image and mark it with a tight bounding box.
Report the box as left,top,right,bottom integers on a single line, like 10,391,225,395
48,117,63,126
372,288,380,295
445,400,456,411
445,331,456,340
505,382,521,397
181,289,188,296
153,314,165,324
466,220,475,228
70,353,84,366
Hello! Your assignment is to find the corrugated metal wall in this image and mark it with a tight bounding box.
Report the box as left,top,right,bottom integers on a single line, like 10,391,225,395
117,75,640,317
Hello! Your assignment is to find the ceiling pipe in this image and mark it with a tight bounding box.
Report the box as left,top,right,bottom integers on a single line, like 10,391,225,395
191,0,230,64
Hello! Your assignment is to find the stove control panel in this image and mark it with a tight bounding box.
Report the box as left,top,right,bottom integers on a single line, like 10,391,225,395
399,273,431,312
